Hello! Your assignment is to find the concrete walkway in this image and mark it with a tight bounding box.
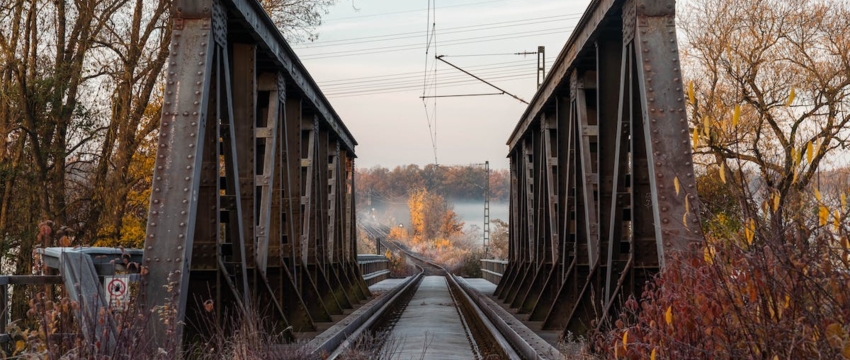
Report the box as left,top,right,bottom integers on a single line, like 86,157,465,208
385,276,475,360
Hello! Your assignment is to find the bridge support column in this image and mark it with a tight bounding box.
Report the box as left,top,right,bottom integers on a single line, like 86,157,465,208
502,0,703,341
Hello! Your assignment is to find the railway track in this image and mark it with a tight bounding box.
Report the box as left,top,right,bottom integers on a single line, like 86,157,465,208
309,222,562,359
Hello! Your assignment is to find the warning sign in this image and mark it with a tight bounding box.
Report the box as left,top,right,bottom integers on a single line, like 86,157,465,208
103,275,131,312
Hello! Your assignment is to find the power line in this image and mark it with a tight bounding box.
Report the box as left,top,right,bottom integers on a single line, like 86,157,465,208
299,26,575,60
324,71,532,94
436,55,528,104
294,14,582,48
419,92,505,99
322,67,535,92
325,73,532,97
321,64,534,88
318,59,534,84
299,25,570,57
421,0,438,166
320,0,517,23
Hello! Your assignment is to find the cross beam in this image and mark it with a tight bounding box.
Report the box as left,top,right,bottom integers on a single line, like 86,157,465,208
142,0,367,348
498,0,703,339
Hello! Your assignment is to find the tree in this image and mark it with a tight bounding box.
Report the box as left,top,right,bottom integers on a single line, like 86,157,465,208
407,188,463,244
259,0,337,42
682,0,850,241
488,219,508,259
0,0,340,321
591,1,850,357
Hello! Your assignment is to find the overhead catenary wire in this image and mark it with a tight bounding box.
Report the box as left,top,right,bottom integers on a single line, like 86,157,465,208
326,73,532,97
298,26,575,60
421,0,438,165
435,55,528,104
322,66,535,91
320,0,517,23
293,13,582,48
319,59,535,85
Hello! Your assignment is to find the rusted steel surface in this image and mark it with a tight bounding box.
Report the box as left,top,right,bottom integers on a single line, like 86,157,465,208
500,0,702,340
141,0,366,348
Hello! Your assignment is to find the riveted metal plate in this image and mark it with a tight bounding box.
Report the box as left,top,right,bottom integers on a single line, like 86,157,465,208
143,19,215,341
634,12,702,264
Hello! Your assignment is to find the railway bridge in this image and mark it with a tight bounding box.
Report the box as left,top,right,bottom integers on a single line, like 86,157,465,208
0,0,702,357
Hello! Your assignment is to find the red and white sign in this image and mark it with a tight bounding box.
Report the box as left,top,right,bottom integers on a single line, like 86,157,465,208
103,275,130,311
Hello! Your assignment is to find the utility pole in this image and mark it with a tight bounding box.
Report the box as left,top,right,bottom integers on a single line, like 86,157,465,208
483,161,490,257
537,46,546,89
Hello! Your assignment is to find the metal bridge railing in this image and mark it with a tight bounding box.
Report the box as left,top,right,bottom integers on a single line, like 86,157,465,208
480,259,508,285
357,254,390,286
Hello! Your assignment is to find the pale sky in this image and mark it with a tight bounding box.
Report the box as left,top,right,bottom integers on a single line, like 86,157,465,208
292,0,593,170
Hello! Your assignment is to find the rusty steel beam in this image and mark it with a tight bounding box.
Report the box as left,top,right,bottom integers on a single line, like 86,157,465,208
502,0,702,340
142,0,366,350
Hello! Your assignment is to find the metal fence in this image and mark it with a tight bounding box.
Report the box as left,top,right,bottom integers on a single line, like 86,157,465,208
357,254,390,286
480,259,508,285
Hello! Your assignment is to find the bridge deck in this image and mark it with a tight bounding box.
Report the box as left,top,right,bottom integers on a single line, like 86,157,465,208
386,276,476,360
368,277,410,293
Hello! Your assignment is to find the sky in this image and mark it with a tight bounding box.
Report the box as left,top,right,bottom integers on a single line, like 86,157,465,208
292,0,593,170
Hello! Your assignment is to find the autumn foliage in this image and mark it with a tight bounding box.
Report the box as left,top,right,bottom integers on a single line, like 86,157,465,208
594,225,850,358
589,0,850,357
382,187,483,275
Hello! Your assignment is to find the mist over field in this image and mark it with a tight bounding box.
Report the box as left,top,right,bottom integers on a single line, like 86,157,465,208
363,197,508,246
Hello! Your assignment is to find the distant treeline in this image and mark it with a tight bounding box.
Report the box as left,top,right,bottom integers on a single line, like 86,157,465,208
355,165,510,206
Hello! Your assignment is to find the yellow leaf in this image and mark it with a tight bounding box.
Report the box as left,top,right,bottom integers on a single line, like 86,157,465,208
702,115,711,137
773,193,780,212
692,127,700,149
819,205,829,226
787,87,796,106
674,177,681,196
651,348,657,360
14,340,25,355
807,142,814,163
685,196,690,214
826,323,843,340
815,188,822,202
683,212,689,230
665,306,673,325
792,170,798,184
719,163,727,184
622,330,628,347
834,211,841,231
688,81,695,105
745,219,756,245
704,247,713,264
732,104,741,127
784,295,790,309
841,193,847,209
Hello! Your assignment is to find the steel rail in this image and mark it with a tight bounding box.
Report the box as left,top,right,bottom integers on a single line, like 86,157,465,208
312,264,425,358
377,235,522,360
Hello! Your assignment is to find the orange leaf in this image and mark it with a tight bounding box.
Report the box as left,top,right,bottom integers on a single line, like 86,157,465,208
665,306,673,325
732,104,741,127
819,205,829,226
688,81,695,105
692,127,700,149
807,141,814,163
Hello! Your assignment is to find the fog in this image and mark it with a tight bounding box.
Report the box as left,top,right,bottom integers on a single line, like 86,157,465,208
452,201,509,232
363,198,509,240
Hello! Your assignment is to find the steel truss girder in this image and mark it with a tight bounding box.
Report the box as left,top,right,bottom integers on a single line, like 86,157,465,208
498,0,703,340
142,0,367,349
